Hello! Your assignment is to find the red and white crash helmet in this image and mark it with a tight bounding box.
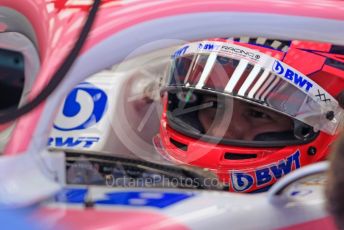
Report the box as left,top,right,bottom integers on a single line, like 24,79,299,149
154,38,344,193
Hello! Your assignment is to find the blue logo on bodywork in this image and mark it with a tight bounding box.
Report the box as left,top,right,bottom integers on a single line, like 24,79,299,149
55,188,195,209
48,136,99,148
54,82,107,131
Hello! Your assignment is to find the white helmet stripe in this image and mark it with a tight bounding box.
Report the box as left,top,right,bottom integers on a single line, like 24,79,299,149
195,52,217,89
224,59,249,93
238,65,262,97
261,76,281,102
281,45,289,52
255,73,275,101
184,54,199,84
239,36,250,43
248,68,270,99
256,37,267,45
271,40,282,49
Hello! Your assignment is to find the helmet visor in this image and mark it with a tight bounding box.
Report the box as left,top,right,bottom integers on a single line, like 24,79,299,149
165,41,344,136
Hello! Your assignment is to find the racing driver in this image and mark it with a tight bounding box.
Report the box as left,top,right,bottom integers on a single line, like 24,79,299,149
154,38,344,192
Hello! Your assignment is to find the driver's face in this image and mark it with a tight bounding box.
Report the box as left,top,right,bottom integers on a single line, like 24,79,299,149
198,96,293,141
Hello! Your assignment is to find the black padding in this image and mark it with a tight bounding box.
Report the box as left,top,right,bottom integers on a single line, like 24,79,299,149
253,131,296,141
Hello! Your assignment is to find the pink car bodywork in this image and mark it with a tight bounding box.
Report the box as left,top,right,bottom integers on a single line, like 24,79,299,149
0,0,343,229
3,0,344,154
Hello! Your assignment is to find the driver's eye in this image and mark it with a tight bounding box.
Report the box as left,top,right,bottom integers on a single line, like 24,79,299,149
248,109,271,119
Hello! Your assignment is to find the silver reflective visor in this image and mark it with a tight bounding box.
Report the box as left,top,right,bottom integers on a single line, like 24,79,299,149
166,41,344,136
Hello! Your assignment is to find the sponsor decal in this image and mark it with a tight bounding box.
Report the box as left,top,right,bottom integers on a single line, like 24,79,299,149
55,188,195,209
198,43,221,51
230,150,301,192
48,136,99,148
315,89,331,103
172,45,189,58
231,172,254,192
272,60,313,92
54,82,108,131
221,45,260,61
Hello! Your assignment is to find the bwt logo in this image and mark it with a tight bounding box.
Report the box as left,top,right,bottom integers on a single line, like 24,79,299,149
272,61,313,92
54,82,108,131
172,45,189,58
198,43,220,51
48,137,99,148
230,150,301,192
